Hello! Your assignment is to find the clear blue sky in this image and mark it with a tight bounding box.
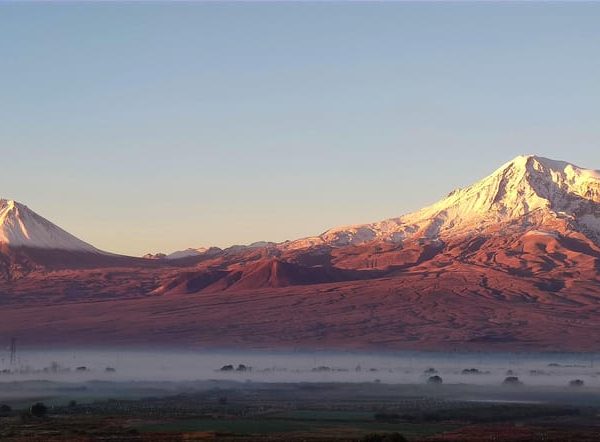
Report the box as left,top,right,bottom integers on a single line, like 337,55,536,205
1,2,599,255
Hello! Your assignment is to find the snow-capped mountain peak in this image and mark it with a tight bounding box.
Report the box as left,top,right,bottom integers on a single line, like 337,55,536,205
166,247,210,260
0,199,100,252
285,155,600,249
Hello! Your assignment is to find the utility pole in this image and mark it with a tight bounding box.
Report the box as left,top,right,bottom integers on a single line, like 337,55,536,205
9,338,16,367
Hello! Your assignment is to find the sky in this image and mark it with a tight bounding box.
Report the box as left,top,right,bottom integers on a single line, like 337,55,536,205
1,2,600,256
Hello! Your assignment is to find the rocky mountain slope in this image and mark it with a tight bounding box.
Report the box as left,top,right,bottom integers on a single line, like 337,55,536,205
1,155,599,351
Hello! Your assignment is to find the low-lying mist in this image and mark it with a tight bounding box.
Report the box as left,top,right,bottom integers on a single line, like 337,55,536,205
1,349,599,409
1,348,598,387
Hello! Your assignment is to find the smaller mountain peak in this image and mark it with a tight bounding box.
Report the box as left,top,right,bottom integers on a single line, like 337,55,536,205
0,198,16,209
0,200,34,217
0,199,101,252
0,199,20,219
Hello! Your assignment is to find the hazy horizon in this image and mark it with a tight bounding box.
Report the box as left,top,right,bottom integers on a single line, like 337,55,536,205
2,2,600,255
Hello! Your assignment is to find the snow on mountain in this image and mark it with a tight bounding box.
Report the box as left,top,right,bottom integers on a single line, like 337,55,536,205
224,241,276,253
285,155,600,249
166,246,224,260
0,199,100,252
166,247,210,260
167,242,275,259
4,154,598,258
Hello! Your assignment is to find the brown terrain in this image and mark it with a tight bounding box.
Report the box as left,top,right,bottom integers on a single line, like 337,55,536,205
1,155,599,352
0,226,599,352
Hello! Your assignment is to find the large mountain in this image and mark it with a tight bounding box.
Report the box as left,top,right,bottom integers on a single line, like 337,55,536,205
1,155,599,351
285,155,600,249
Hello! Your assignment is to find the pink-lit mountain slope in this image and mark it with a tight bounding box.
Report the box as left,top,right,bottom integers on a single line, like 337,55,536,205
1,155,600,351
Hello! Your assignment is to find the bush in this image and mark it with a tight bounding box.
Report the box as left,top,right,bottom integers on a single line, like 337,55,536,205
311,366,331,372
503,376,523,386
427,375,443,384
0,404,11,416
30,402,48,417
569,379,584,387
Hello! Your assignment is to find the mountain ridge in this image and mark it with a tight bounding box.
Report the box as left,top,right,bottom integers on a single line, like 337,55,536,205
3,155,599,258
283,155,600,250
1,155,600,351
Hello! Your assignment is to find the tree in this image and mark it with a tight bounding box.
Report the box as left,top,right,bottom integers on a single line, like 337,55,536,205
427,375,443,384
502,376,523,386
30,402,48,417
569,379,584,387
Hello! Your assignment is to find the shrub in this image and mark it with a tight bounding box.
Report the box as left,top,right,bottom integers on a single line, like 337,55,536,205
427,375,443,384
311,366,331,372
502,376,523,386
30,402,48,417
